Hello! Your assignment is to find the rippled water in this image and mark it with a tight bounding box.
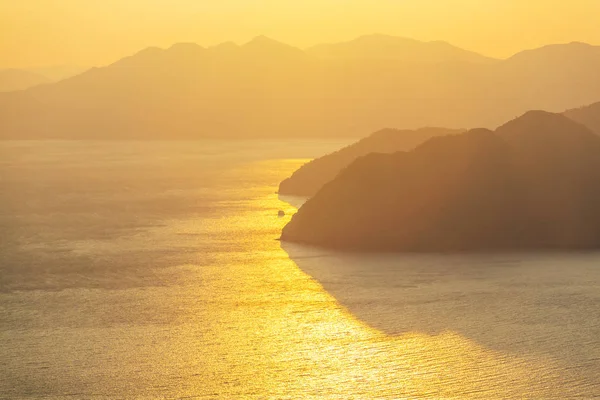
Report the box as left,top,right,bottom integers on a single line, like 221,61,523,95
1,141,599,399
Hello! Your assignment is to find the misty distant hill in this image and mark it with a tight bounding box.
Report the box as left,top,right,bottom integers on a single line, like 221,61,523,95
282,111,600,251
26,66,88,82
493,42,600,113
279,127,463,196
306,34,497,64
0,69,50,92
2,36,600,139
564,101,600,135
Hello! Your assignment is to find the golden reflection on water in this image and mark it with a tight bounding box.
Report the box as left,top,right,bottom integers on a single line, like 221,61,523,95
173,159,578,399
5,145,595,399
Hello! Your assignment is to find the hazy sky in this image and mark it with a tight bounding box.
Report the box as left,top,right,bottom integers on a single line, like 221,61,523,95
2,0,600,68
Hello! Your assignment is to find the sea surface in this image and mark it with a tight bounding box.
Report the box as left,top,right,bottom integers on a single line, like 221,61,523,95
1,140,599,399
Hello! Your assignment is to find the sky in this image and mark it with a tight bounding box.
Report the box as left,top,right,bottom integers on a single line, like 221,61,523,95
2,0,600,68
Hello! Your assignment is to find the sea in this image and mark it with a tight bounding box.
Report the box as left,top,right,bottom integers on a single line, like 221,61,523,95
1,140,599,399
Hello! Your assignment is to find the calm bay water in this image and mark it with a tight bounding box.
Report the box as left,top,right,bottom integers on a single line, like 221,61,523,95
1,141,599,399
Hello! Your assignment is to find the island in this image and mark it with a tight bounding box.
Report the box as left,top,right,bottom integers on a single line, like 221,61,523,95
281,111,600,251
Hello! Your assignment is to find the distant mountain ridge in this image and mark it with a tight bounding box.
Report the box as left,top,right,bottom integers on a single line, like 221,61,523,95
2,36,600,139
564,101,600,135
0,66,89,92
282,111,600,251
26,66,88,82
306,34,497,64
0,69,50,92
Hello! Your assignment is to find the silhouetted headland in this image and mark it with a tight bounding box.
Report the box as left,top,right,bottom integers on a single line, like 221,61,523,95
281,111,600,251
279,127,463,196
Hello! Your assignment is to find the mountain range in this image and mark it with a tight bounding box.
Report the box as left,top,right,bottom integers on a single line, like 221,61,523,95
2,35,600,139
281,111,600,251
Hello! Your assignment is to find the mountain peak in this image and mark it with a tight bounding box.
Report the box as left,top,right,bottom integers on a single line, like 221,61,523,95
242,36,305,57
496,110,597,147
508,41,599,62
162,43,206,63
568,41,593,47
167,42,205,52
519,109,561,119
245,35,286,47
499,110,581,129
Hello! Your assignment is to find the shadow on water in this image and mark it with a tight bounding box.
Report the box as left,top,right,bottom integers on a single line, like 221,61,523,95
281,241,600,369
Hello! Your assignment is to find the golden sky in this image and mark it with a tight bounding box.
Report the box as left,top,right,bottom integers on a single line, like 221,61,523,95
2,0,600,68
